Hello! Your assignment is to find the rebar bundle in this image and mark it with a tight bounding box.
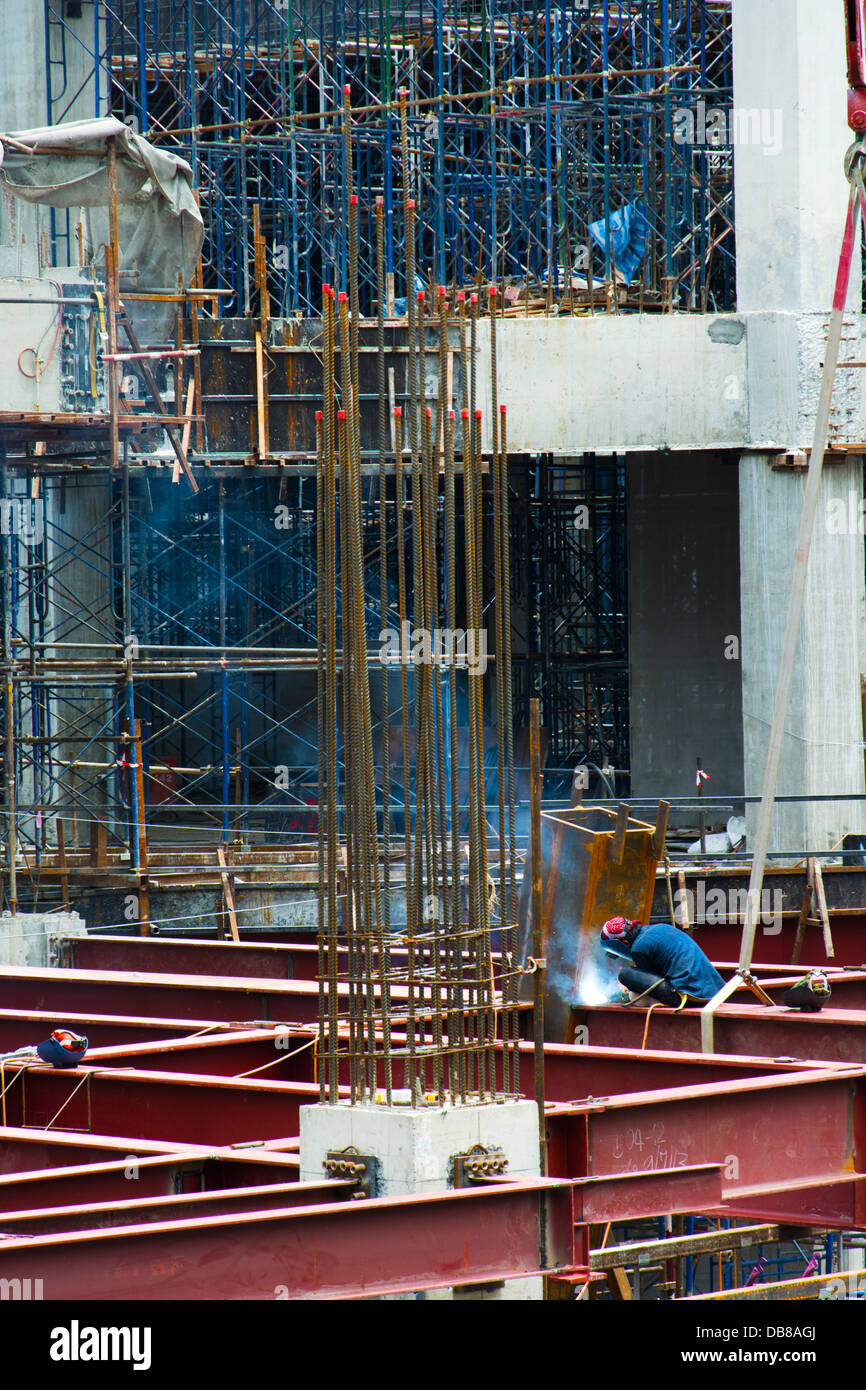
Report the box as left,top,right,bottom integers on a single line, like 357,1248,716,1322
315,89,521,1104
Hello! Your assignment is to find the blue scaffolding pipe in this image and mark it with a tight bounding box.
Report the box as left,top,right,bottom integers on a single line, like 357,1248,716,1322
41,2,737,315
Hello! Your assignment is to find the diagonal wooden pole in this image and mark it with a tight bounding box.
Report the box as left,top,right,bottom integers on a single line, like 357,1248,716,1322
701,152,865,1051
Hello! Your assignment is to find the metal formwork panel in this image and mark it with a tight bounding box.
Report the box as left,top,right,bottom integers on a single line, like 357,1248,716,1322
519,805,661,1040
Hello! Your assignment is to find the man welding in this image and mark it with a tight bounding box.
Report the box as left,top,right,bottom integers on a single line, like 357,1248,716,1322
600,917,725,1008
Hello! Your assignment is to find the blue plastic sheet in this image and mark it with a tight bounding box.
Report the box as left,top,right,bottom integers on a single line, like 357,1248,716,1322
394,273,427,316
588,201,650,285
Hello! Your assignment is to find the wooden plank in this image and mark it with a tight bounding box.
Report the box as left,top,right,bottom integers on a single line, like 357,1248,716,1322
56,818,70,912
175,273,185,454
812,858,835,960
677,868,690,930
253,203,270,334
607,802,629,865
216,846,240,942
652,799,670,859
174,377,197,484
255,332,269,458
122,290,233,302
605,1267,633,1300
686,1270,864,1301
569,766,585,808
791,859,814,965
226,344,445,355
89,820,108,869
591,1224,778,1271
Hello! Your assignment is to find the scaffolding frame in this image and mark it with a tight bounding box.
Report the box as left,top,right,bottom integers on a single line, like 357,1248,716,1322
7,1,734,926
44,1,736,315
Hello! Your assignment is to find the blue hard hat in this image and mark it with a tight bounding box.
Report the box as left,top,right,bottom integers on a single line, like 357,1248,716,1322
36,1029,88,1068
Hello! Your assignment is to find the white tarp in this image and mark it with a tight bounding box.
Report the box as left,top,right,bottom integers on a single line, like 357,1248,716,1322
0,117,203,341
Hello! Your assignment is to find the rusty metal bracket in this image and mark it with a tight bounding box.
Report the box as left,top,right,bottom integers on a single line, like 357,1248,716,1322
323,1145,377,1199
452,1144,509,1188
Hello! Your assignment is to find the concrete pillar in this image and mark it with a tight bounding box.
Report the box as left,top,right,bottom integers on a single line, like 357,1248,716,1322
0,3,104,276
627,454,743,813
0,2,112,848
740,457,866,851
300,1098,543,1300
733,0,866,851
0,910,85,968
0,2,47,277
733,0,856,316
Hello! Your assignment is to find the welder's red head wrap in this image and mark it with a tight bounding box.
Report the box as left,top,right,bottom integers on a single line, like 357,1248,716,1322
601,917,639,941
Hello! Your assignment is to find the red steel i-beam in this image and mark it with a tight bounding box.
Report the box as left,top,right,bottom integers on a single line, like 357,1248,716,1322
0,1179,576,1300
571,1001,866,1065
545,1067,866,1207
0,964,325,1024
730,972,866,1010
0,1126,187,1176
61,935,310,980
83,1028,316,1078
0,1005,222,1051
59,935,420,983
719,1173,866,1229
569,1164,723,1223
691,916,866,968
82,1032,815,1093
0,1064,327,1147
0,1178,357,1237
0,1146,302,1213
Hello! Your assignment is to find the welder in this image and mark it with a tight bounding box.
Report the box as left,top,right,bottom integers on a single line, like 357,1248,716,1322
600,917,725,1008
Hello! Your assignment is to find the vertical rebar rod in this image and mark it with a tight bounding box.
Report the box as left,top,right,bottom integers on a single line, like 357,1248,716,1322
374,197,395,1100
443,404,466,1101
488,282,508,1093
459,406,477,1092
315,408,326,1101
474,406,496,1095
337,287,370,1101
500,404,519,1093
376,197,392,950
422,403,444,1104
410,348,430,1095
530,696,546,1161
323,286,340,1102
393,406,418,1096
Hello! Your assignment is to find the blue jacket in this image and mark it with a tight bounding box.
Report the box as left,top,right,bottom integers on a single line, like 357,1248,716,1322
629,924,724,1001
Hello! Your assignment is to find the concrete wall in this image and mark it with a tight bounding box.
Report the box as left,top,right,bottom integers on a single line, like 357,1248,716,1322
475,315,749,454
740,456,866,852
0,3,102,133
733,0,855,316
472,310,865,456
733,0,866,853
628,455,744,807
0,2,104,277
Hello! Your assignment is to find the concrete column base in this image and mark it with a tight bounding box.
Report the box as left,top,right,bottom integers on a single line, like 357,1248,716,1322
300,1097,544,1301
0,911,86,968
